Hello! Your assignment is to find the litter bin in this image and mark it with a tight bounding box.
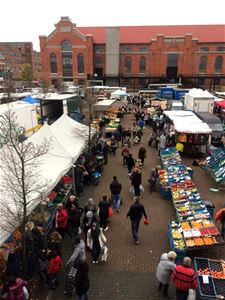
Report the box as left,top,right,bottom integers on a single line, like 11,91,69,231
203,200,215,218
187,167,194,180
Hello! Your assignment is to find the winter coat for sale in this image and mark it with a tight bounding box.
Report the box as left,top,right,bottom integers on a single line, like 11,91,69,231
8,278,27,300
172,264,198,291
156,253,176,284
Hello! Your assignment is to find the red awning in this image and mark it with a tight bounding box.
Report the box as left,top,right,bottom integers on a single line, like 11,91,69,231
216,99,225,109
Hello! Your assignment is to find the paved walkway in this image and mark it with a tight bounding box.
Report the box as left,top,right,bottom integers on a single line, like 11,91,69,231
39,112,225,300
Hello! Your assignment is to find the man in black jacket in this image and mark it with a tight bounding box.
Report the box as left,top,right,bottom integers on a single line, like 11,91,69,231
127,196,148,244
110,176,122,212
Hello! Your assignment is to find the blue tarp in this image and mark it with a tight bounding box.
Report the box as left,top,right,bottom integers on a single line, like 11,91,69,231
22,95,39,104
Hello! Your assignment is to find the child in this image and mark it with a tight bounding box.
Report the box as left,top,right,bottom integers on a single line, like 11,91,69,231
47,250,62,289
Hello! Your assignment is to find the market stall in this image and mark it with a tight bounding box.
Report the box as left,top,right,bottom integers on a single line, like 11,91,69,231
206,148,225,186
164,111,212,155
194,257,225,299
160,147,224,261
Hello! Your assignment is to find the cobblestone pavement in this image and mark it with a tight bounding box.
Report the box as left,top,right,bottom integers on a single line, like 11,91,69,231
38,112,225,300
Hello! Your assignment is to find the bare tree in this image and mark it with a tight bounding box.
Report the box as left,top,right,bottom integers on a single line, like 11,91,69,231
0,111,50,276
84,88,97,148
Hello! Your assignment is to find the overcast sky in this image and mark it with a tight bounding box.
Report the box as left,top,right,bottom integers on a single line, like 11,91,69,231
1,0,224,51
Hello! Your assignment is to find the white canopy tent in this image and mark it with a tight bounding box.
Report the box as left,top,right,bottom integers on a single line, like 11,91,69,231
164,111,212,134
111,90,128,98
0,116,92,246
92,99,116,111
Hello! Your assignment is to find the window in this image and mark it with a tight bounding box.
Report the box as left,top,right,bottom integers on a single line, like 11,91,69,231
123,47,132,53
95,46,103,53
77,53,84,73
139,56,146,73
217,47,225,52
200,47,209,52
139,47,148,52
50,53,57,73
197,78,205,85
61,41,72,77
198,56,207,73
124,78,131,86
124,57,132,73
61,40,72,52
139,78,146,87
214,78,221,85
167,54,178,67
95,56,103,66
214,56,223,73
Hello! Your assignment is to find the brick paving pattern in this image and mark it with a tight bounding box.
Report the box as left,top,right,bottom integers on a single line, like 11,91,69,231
38,112,225,300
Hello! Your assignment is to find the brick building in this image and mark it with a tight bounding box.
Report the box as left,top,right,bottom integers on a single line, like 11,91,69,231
40,17,225,90
0,42,34,81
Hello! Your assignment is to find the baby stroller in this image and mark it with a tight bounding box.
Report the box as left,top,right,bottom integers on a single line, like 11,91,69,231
90,169,101,185
133,136,140,145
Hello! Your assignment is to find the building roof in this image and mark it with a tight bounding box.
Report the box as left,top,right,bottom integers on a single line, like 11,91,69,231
77,24,225,44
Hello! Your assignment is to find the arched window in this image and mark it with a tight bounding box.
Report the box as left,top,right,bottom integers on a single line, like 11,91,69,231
50,53,57,73
215,56,223,73
61,40,72,77
61,40,72,52
199,56,207,73
124,56,132,73
95,56,103,66
77,53,84,73
139,56,146,73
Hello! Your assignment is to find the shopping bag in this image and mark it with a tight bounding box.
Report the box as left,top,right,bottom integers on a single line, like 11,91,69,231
187,289,196,300
143,218,150,225
23,286,29,300
101,245,108,262
108,207,113,217
140,185,144,193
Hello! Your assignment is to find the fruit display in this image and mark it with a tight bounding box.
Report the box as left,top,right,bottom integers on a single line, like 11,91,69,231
172,239,186,250
13,229,22,241
0,256,7,275
171,228,183,239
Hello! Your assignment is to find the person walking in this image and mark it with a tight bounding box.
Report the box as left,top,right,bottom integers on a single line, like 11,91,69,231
149,165,161,192
126,153,135,175
98,194,110,231
130,167,142,197
66,237,86,268
138,145,147,165
87,222,107,263
67,204,82,241
7,276,28,300
156,251,177,299
215,208,225,238
47,250,62,289
110,176,122,212
121,145,130,165
83,198,97,216
74,260,90,300
127,196,148,244
172,257,198,300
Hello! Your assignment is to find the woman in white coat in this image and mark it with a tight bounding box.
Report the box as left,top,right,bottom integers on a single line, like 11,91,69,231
87,222,107,263
156,251,177,299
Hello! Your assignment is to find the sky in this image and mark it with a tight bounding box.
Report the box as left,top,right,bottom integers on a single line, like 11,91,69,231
1,0,225,51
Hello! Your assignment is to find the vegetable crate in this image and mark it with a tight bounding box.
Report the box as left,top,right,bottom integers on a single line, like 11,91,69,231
194,257,225,299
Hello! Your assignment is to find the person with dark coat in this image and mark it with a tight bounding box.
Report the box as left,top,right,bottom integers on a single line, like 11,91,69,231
83,198,97,215
47,231,63,258
98,194,110,231
74,260,90,300
66,195,80,211
127,196,148,244
126,153,135,174
130,168,142,196
67,205,81,241
110,176,122,212
102,142,109,164
149,165,161,192
138,145,147,165
82,211,98,245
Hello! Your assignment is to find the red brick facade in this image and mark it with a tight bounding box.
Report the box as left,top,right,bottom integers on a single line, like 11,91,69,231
40,17,225,89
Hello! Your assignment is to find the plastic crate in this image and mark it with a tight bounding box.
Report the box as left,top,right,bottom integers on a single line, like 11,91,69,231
213,278,225,297
209,259,224,272
198,276,216,298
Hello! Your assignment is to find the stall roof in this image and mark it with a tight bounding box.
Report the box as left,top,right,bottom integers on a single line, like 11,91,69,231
216,99,225,109
164,110,212,134
92,99,116,110
187,88,214,98
0,116,91,246
37,93,78,101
